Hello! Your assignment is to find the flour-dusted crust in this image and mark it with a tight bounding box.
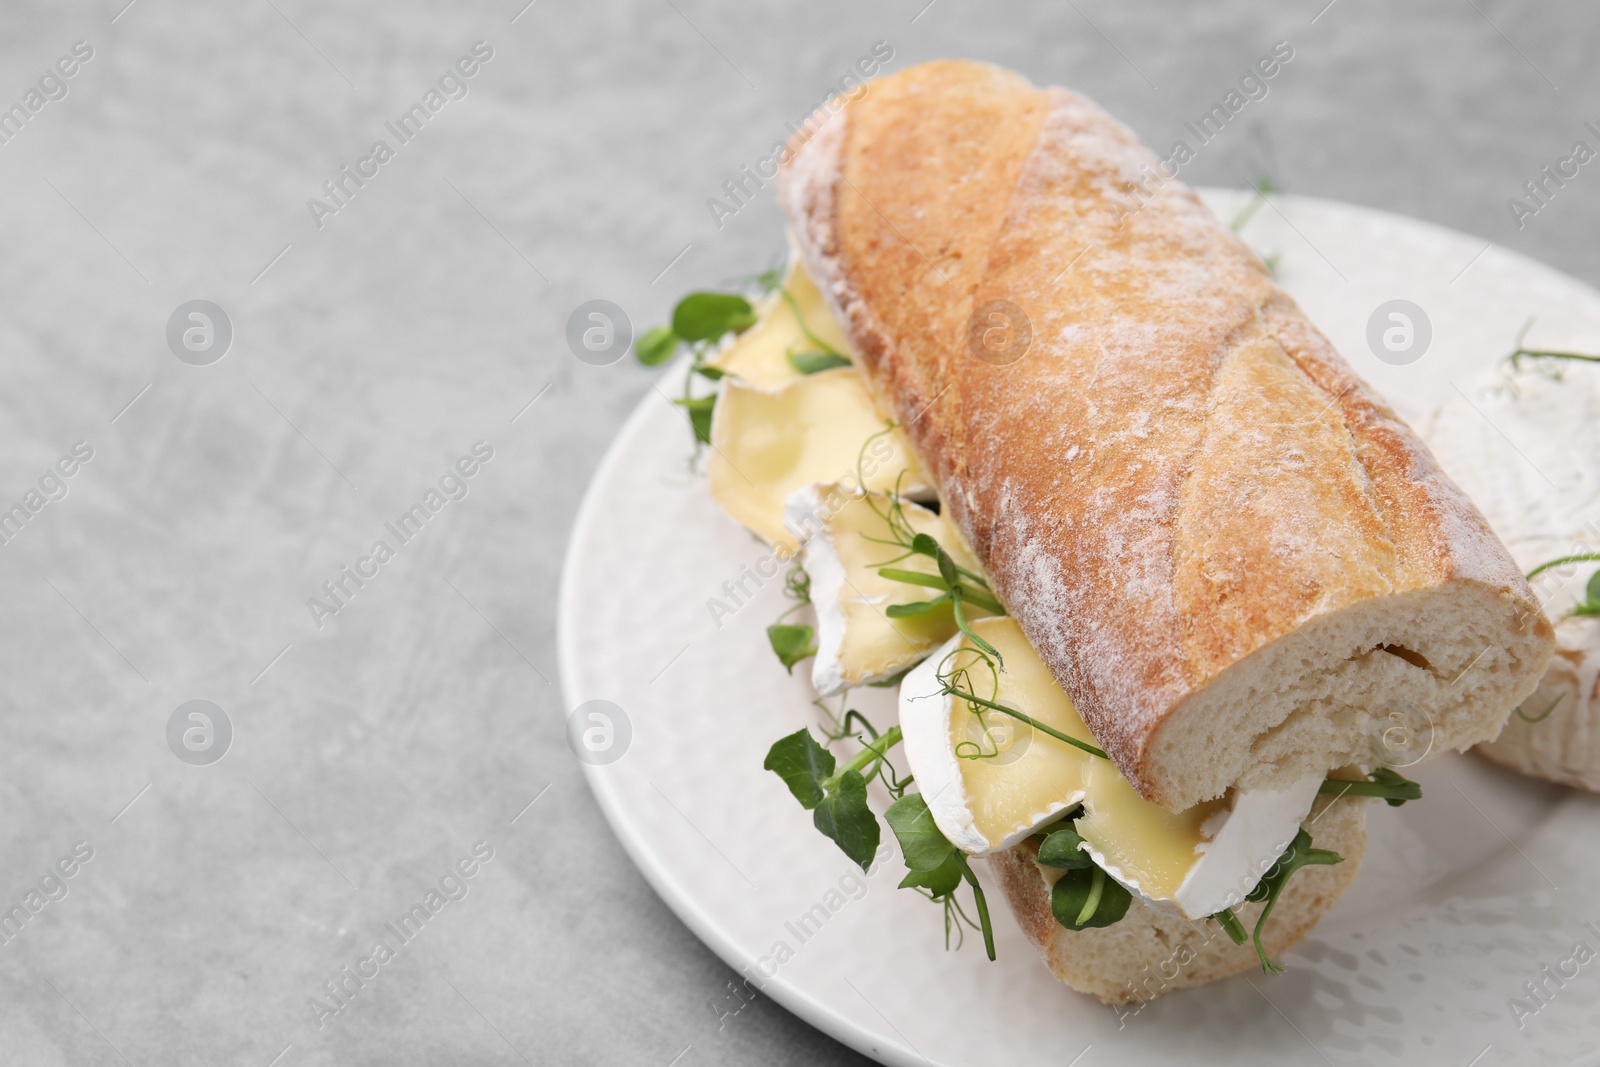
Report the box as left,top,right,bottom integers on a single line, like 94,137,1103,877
988,795,1367,1004
779,60,1553,809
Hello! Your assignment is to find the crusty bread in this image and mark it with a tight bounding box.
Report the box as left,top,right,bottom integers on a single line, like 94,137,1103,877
778,59,1554,810
1478,624,1600,791
988,795,1367,1004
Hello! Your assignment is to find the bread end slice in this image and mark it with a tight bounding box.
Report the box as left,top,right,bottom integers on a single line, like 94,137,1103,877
987,795,1367,1005
1142,582,1552,810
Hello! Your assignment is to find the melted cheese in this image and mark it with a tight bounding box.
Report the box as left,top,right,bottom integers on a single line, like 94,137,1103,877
708,259,854,389
900,617,1321,917
708,369,930,553
786,484,990,696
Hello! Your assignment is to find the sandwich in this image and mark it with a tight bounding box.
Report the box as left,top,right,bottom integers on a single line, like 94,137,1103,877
637,59,1554,1003
1424,332,1600,792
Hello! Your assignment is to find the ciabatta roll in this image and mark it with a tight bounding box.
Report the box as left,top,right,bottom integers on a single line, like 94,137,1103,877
778,60,1553,811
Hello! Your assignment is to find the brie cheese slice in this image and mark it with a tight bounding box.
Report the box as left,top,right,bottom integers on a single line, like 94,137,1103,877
899,617,1321,918
785,484,989,696
708,369,931,553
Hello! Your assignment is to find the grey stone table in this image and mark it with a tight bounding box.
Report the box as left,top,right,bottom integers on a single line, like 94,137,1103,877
0,1,1595,1064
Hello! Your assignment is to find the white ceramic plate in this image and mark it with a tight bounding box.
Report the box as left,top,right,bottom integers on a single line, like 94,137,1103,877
559,190,1600,1067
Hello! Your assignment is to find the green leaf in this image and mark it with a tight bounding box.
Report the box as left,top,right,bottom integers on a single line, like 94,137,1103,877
674,395,716,444
1049,864,1132,930
1036,825,1093,869
694,363,727,381
935,544,961,591
952,852,997,961
1587,568,1600,605
877,567,947,592
908,533,941,560
813,770,880,870
636,326,679,366
1369,766,1422,807
1242,829,1342,974
1318,767,1421,806
884,793,956,872
766,623,817,674
762,729,835,810
898,852,963,897
1210,906,1248,945
949,589,1001,664
787,350,852,375
884,595,950,619
672,292,756,342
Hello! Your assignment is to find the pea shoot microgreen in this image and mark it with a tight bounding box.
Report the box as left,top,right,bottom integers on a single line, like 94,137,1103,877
939,645,1109,761
1505,317,1600,379
1229,175,1283,278
1525,552,1600,619
1035,820,1093,869
1053,862,1134,931
1209,906,1249,945
788,350,854,375
766,565,817,674
884,791,996,959
1317,766,1422,807
763,724,900,869
1235,828,1343,975
848,428,1008,663
1515,692,1564,724
1027,809,1131,930
640,265,856,450
1229,175,1279,234
762,705,998,961
775,283,854,375
636,287,759,446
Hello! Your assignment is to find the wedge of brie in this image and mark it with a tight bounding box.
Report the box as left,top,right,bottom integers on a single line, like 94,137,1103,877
708,369,931,553
900,617,1322,919
785,484,990,696
707,259,854,389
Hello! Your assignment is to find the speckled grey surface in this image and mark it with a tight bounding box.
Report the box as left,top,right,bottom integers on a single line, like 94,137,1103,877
0,2,1596,1064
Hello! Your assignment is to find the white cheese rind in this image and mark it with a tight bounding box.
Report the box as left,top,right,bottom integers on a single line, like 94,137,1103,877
1169,774,1322,919
786,485,988,696
786,486,853,696
900,636,1014,855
